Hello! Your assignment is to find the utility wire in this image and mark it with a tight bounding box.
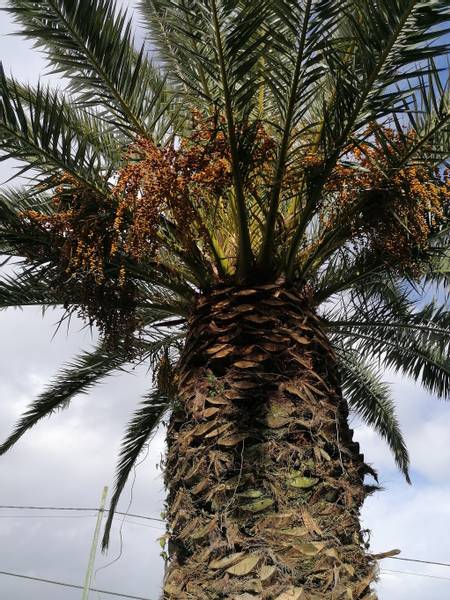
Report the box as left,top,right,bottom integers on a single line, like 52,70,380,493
0,513,164,530
0,505,164,523
389,556,450,569
3,565,450,598
0,570,152,600
381,569,450,582
0,513,97,519
3,507,450,571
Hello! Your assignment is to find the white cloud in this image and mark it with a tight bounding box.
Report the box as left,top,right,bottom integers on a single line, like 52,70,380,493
0,309,166,600
363,484,450,599
354,370,450,484
353,370,450,597
407,413,450,482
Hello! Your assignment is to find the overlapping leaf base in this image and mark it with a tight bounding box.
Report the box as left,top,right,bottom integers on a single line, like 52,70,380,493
164,283,377,599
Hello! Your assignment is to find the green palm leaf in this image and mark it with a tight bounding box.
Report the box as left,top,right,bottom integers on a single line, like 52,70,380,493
0,69,112,193
260,0,341,266
4,0,175,139
0,326,181,457
324,0,450,152
102,388,170,549
0,340,131,455
328,301,450,398
0,266,66,308
0,188,55,256
335,346,410,482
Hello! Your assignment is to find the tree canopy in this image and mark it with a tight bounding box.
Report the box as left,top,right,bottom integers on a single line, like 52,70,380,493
1,0,450,542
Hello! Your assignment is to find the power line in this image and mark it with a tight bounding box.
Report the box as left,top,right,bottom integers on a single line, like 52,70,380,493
4,506,450,571
0,505,164,523
0,570,152,600
0,513,164,530
3,566,450,598
381,569,450,582
389,556,450,569
114,518,164,531
2,566,450,599
0,513,97,519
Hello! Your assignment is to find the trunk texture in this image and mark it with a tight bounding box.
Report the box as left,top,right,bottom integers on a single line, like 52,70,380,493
163,284,377,600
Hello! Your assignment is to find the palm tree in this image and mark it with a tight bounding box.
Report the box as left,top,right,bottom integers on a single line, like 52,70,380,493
1,0,450,597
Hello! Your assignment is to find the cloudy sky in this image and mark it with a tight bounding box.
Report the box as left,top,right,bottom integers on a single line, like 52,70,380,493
1,3,450,599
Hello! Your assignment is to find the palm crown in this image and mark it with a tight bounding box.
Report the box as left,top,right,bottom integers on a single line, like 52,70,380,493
1,0,450,539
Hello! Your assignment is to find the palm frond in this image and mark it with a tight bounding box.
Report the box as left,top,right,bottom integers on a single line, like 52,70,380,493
360,61,450,173
335,345,410,482
139,0,215,100
139,329,185,368
0,266,66,308
396,63,450,168
260,0,340,266
139,0,285,275
324,0,450,155
4,0,176,139
313,248,387,304
426,231,450,292
0,321,183,457
206,0,264,274
0,188,55,256
140,0,269,110
102,388,170,549
328,300,450,399
13,80,125,163
0,188,198,309
0,340,131,455
0,69,113,193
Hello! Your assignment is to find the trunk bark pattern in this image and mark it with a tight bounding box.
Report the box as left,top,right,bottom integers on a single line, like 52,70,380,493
163,283,377,600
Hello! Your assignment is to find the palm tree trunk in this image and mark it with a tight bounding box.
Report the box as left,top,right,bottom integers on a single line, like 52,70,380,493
163,282,377,600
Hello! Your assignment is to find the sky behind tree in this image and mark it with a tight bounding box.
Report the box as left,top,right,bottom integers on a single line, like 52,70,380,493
1,2,450,598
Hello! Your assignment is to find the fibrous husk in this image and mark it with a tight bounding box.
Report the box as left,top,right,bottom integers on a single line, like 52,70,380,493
240,498,274,512
275,587,304,600
260,564,277,583
218,433,249,446
209,552,245,570
226,554,261,576
288,474,319,489
302,508,323,535
276,527,308,538
163,282,378,599
294,542,326,556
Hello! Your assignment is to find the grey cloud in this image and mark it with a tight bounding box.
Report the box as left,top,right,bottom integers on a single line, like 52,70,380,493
0,309,166,600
